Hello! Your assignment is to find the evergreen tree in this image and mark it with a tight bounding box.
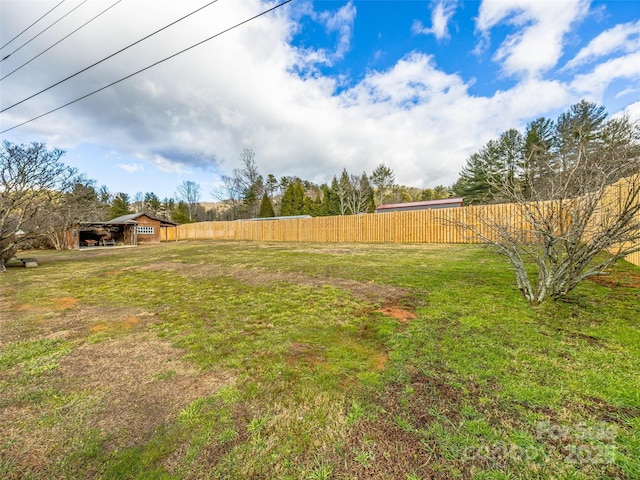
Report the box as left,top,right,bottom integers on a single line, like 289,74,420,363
370,163,395,205
144,192,162,216
523,117,555,200
171,201,192,224
317,184,338,216
452,152,493,204
326,178,342,215
302,195,315,216
280,180,305,216
108,192,132,218
453,130,523,204
159,198,175,221
258,192,275,218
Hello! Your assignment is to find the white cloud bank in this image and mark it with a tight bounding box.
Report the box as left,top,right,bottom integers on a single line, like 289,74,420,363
0,0,638,199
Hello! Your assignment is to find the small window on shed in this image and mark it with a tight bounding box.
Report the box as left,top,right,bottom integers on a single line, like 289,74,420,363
137,226,155,235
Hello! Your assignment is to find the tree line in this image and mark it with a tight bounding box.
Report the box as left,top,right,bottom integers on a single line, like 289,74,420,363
104,156,453,224
155,148,452,222
451,100,640,205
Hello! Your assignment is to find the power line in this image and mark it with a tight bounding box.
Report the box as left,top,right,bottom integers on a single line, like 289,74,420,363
1,0,124,81
1,0,221,112
0,0,293,134
0,0,66,50
1,0,89,62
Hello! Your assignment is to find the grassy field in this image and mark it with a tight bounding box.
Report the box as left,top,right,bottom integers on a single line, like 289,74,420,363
1,241,638,479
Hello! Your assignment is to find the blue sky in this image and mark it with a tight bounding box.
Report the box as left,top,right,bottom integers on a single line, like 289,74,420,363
1,0,640,202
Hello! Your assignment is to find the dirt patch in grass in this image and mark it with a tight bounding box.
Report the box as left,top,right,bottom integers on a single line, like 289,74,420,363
591,272,640,289
371,352,389,371
296,247,367,255
103,269,124,275
54,296,78,310
287,342,326,367
1,333,235,477
334,372,468,479
1,303,159,346
90,315,140,333
59,334,233,448
573,396,640,426
15,303,40,311
376,307,417,324
339,420,435,479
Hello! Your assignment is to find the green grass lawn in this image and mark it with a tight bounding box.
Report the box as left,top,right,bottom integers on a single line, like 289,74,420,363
1,241,638,479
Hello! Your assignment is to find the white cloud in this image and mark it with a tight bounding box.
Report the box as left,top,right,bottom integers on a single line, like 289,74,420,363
412,0,458,41
476,0,589,77
314,1,357,61
616,87,640,99
563,19,640,70
571,51,640,99
117,163,145,174
622,101,640,122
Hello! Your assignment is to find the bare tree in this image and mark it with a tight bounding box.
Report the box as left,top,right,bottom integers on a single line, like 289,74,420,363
176,180,201,221
460,102,640,304
234,148,262,218
212,148,264,220
346,172,374,214
1,141,76,271
40,177,104,250
213,174,242,220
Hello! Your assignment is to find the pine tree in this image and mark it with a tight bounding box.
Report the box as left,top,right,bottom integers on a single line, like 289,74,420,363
258,192,275,218
171,201,192,224
280,180,305,216
108,193,132,218
370,163,395,205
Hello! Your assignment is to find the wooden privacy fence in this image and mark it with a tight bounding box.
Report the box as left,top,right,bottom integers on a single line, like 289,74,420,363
162,204,538,246
161,177,640,267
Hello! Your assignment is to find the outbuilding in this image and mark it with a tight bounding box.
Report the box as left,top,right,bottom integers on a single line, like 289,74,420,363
375,198,464,213
65,213,177,249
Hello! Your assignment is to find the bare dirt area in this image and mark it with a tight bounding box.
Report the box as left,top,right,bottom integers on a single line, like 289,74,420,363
376,306,418,323
591,272,640,289
57,334,234,447
0,291,235,478
0,297,155,346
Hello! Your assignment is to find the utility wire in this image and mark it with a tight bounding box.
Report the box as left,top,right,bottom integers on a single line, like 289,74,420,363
1,0,89,62
1,0,124,81
0,0,66,50
0,0,293,134
1,0,220,112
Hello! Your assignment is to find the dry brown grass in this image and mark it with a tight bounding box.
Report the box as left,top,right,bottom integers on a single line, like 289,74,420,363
0,291,235,479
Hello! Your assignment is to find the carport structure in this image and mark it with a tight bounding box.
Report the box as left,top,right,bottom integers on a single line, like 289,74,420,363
70,218,138,249
66,213,177,249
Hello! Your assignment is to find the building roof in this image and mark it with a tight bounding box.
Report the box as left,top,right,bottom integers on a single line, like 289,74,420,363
106,213,178,226
375,198,464,211
106,213,140,224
